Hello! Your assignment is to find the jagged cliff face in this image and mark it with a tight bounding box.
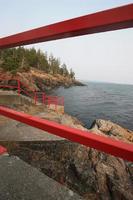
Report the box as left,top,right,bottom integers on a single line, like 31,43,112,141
0,68,84,92
1,118,133,200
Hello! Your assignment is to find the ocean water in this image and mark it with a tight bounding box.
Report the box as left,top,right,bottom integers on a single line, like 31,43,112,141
49,82,133,130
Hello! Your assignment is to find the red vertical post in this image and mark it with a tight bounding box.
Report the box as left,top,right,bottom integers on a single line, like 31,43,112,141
42,93,46,104
48,96,51,108
17,80,21,96
55,97,57,112
34,91,37,105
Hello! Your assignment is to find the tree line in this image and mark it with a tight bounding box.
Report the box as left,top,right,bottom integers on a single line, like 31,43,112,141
0,47,75,79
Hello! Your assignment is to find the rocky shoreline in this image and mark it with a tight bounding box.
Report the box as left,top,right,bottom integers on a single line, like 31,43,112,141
0,68,85,92
0,91,133,200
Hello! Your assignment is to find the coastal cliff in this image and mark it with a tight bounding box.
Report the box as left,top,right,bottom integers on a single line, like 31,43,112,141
0,47,85,91
0,68,84,91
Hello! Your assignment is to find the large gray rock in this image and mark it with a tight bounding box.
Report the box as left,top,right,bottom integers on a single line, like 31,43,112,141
90,119,133,143
0,154,82,200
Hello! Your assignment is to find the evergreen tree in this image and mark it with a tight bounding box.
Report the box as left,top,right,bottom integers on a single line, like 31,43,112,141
0,47,75,78
61,63,69,77
0,48,19,71
70,68,75,79
49,54,60,74
36,49,49,72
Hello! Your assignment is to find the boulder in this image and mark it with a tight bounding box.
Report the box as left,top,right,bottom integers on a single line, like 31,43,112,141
91,119,133,143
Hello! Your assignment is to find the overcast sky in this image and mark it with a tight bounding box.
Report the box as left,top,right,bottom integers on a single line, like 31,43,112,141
0,0,133,84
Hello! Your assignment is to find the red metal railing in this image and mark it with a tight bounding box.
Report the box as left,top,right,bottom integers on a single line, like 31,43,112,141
0,78,64,109
0,106,133,162
0,4,133,161
0,78,36,102
0,4,133,49
42,95,64,111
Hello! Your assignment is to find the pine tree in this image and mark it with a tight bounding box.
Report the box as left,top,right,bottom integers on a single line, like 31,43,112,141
70,68,75,79
0,47,75,78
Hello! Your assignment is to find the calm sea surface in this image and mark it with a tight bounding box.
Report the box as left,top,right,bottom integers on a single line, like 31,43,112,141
49,82,133,130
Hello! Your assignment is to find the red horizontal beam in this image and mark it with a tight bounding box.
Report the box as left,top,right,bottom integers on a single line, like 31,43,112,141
0,106,133,161
0,4,133,49
0,85,17,89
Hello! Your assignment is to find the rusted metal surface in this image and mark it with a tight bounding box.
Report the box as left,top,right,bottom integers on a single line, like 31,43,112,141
0,106,133,162
0,4,133,49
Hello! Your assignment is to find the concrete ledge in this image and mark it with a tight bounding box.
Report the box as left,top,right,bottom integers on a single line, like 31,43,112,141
0,91,33,106
0,155,82,200
0,120,64,141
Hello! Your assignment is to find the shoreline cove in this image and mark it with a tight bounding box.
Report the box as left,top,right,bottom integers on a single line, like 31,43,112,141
49,82,133,131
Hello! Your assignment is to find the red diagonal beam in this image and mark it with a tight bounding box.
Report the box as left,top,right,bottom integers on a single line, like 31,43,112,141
0,106,133,161
0,4,133,49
